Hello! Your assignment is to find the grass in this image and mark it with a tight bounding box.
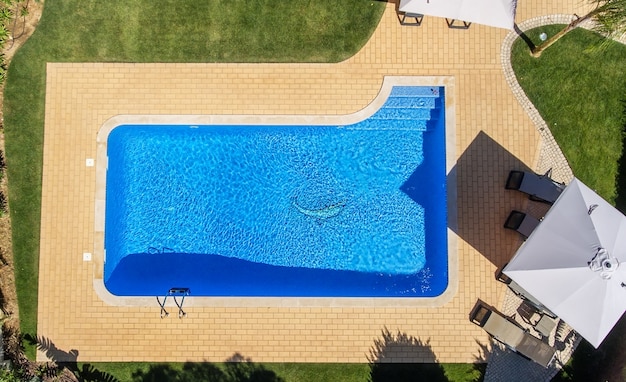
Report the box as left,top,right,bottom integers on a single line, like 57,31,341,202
511,25,626,203
511,26,626,381
3,0,385,360
89,362,371,382
72,361,483,382
27,1,382,63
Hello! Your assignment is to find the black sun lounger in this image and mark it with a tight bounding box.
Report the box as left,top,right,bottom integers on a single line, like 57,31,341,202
504,210,540,239
506,170,565,204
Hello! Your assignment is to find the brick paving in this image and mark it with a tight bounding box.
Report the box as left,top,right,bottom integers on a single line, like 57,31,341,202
38,0,592,365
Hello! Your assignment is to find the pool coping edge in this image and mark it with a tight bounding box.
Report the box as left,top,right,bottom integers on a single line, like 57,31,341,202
93,75,459,308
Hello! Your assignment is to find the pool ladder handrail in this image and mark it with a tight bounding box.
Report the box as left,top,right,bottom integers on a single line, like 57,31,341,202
157,287,190,319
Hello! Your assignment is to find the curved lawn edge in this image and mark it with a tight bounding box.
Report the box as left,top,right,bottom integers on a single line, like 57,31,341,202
507,19,626,202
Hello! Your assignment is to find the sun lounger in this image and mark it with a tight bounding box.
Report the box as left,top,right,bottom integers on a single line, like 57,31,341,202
504,210,540,239
470,300,556,368
505,170,565,204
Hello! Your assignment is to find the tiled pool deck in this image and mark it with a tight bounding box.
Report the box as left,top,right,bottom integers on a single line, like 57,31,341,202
38,0,590,363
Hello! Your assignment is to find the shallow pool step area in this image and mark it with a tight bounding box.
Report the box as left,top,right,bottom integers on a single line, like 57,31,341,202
346,118,432,131
390,86,442,98
346,86,443,131
384,96,439,110
372,107,435,121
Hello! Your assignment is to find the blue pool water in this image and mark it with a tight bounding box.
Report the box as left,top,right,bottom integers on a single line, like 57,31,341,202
104,86,449,297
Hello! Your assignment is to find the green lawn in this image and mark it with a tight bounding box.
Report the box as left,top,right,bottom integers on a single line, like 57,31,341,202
511,26,626,382
90,362,370,382
68,361,483,382
511,25,626,204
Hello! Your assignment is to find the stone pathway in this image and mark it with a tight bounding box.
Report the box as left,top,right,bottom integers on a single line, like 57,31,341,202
501,14,579,185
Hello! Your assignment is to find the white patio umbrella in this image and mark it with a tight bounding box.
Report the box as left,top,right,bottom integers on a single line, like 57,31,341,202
503,179,626,348
399,0,517,30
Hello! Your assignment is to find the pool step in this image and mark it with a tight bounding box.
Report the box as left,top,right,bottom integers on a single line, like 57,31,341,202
384,96,439,109
371,107,435,121
346,119,431,131
389,86,442,98
346,88,443,131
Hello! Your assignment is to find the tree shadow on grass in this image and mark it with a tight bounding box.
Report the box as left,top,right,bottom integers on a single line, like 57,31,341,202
471,340,489,382
132,353,284,382
25,334,283,382
24,334,119,382
614,98,626,214
367,327,448,382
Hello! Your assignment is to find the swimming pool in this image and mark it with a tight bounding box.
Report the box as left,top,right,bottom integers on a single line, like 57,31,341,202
102,84,451,299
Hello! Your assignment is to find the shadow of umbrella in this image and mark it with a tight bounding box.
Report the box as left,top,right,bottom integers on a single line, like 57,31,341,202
449,131,534,269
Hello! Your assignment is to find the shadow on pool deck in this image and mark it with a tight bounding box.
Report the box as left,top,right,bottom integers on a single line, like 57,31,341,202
450,131,536,270
367,327,487,381
368,327,447,381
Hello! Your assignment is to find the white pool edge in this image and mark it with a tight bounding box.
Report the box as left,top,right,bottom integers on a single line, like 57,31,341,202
93,75,458,308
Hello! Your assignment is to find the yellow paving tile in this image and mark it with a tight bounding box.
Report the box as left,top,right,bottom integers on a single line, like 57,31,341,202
38,0,591,363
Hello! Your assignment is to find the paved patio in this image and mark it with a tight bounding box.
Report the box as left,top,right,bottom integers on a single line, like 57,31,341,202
38,0,590,364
